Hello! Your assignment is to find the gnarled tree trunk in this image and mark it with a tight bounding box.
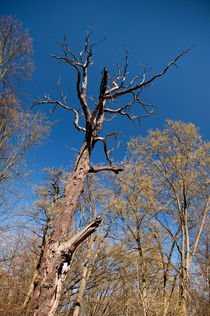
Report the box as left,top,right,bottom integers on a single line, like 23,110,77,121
24,33,191,315
25,141,103,315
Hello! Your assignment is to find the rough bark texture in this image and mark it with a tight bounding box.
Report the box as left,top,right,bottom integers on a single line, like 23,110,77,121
26,211,102,315
52,144,90,243
25,142,96,315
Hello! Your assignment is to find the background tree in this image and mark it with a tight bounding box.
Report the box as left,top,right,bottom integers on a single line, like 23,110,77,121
0,15,33,89
0,15,50,240
128,120,209,316
192,220,210,315
0,168,67,315
0,16,50,315
0,230,39,316
21,168,66,313
110,164,156,316
106,162,180,316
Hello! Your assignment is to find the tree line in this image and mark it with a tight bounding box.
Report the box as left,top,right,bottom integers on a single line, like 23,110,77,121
0,16,209,316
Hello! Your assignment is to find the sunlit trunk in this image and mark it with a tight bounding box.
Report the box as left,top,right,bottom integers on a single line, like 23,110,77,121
72,241,93,316
26,142,91,315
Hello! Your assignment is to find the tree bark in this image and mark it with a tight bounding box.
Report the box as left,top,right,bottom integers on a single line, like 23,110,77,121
25,141,99,315
51,142,90,243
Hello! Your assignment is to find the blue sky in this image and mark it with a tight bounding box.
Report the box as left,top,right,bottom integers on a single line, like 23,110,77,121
1,0,210,176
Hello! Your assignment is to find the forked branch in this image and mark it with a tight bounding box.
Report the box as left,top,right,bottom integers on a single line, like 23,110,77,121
33,95,86,132
105,46,194,100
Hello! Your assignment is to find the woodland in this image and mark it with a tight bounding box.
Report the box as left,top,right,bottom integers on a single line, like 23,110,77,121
0,16,209,316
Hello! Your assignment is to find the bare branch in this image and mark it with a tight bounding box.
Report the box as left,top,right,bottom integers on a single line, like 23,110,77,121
108,47,130,96
111,62,121,90
91,67,108,124
33,95,86,132
105,46,194,100
50,34,93,122
101,47,193,125
79,29,93,64
189,195,210,264
88,165,123,174
94,133,121,166
57,217,102,253
104,90,154,124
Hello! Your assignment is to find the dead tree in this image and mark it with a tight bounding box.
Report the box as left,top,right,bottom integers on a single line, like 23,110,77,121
26,32,192,315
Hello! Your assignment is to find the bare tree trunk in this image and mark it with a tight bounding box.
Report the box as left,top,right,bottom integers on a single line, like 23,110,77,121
179,218,189,316
162,274,177,316
25,143,101,316
162,300,169,316
180,270,189,316
161,227,180,316
72,256,89,316
22,206,52,313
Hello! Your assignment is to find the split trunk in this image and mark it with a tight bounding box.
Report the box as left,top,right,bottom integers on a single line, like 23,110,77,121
26,141,96,315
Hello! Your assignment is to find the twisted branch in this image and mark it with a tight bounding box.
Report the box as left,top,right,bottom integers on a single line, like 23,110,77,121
33,95,86,132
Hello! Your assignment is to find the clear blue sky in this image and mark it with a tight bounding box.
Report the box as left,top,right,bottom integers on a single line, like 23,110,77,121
1,0,210,174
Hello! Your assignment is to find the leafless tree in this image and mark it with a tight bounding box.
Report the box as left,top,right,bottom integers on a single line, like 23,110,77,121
0,16,50,249
128,120,210,316
26,31,192,315
0,15,33,90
